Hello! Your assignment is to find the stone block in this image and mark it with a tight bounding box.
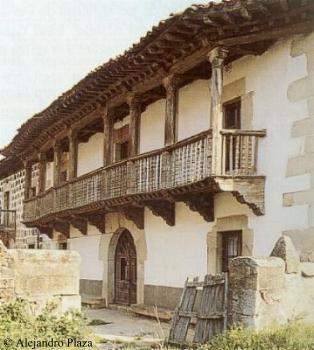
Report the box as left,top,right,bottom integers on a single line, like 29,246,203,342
271,236,300,273
291,117,314,137
291,32,314,57
301,262,314,277
288,76,314,103
286,154,314,176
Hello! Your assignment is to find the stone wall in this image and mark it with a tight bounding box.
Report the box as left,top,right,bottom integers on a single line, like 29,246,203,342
228,236,314,329
0,242,81,313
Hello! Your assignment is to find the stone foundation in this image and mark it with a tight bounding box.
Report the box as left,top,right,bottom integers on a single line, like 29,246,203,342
144,285,182,310
80,279,103,297
0,242,81,314
228,236,314,329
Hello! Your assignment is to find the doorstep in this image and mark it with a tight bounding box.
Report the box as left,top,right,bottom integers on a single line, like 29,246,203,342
81,294,106,309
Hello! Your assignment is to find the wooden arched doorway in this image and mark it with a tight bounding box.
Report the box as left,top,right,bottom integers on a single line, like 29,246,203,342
114,230,137,305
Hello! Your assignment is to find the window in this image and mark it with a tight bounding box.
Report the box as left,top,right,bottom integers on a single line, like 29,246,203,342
28,244,35,249
115,141,129,161
113,124,129,162
223,99,241,129
221,230,242,272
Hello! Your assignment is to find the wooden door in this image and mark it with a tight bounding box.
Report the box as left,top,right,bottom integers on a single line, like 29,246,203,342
115,230,137,305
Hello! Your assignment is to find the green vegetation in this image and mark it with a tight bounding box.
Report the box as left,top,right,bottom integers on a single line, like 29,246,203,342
0,299,97,349
119,323,314,350
199,324,314,350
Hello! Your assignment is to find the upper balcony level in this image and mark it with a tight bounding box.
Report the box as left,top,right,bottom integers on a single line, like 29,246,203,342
23,127,266,233
0,209,16,247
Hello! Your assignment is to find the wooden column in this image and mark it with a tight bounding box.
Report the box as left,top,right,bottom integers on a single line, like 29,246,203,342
68,129,78,180
103,106,113,167
24,161,32,200
127,94,141,157
163,75,179,146
53,140,62,187
208,47,228,175
38,152,47,194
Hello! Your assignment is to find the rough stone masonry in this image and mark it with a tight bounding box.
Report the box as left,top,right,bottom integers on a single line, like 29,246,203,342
228,236,314,329
0,242,81,313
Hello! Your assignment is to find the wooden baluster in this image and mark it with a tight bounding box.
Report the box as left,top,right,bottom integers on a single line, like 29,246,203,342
229,135,234,175
235,134,238,173
222,134,227,175
244,135,250,175
253,135,259,175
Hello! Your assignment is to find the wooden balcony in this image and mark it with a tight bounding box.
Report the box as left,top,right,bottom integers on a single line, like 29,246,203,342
23,129,266,233
0,209,16,246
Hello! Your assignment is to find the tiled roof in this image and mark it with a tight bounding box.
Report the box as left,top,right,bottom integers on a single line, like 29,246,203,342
1,0,314,161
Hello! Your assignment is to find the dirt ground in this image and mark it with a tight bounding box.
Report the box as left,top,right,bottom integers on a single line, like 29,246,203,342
84,307,171,349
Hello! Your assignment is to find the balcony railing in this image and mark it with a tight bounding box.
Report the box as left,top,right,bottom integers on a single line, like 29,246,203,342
23,129,265,223
221,129,266,176
0,209,16,232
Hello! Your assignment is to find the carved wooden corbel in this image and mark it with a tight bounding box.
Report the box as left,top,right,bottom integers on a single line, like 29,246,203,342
53,219,70,237
183,193,214,222
120,207,144,230
147,200,175,226
37,225,53,239
82,213,106,234
71,216,88,235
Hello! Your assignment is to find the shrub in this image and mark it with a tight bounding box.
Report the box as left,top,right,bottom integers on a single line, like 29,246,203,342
199,323,314,350
0,299,97,350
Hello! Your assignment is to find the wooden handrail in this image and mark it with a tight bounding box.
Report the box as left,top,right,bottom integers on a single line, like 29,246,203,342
220,129,266,136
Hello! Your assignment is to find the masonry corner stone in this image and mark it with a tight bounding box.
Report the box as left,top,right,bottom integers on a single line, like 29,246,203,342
301,262,314,277
271,236,300,273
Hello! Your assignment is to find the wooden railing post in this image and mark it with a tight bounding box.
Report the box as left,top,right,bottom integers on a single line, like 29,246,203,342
24,160,32,200
127,94,141,157
53,140,63,187
207,47,228,175
163,74,180,147
103,106,113,167
68,128,78,180
38,152,47,194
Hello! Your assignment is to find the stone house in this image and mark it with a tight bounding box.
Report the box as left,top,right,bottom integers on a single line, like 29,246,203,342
0,0,314,310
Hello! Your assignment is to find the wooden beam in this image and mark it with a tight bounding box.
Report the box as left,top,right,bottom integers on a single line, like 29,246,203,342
71,216,88,235
183,193,214,222
127,94,141,157
37,225,53,239
217,20,314,47
163,74,180,146
68,129,78,180
279,0,289,11
120,207,144,230
83,213,106,234
102,106,113,167
38,152,47,194
53,140,63,187
147,201,175,226
53,220,70,237
24,161,32,200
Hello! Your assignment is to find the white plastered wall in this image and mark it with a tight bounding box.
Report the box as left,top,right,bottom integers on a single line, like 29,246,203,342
220,38,309,256
144,194,250,288
68,226,103,281
140,99,165,153
77,132,104,177
177,79,211,141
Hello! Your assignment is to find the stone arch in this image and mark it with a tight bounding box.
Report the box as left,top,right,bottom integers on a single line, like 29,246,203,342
106,225,146,305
